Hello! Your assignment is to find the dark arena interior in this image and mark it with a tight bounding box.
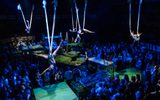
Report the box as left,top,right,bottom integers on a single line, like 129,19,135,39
0,0,160,100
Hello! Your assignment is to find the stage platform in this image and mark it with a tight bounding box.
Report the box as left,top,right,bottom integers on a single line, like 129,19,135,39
33,82,78,100
79,70,112,87
34,51,86,66
88,57,114,72
88,57,113,66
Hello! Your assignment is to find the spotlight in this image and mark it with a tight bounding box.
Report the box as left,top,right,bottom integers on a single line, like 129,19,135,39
17,4,21,11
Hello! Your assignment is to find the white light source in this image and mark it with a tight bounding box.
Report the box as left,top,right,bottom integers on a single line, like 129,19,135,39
17,4,21,11
42,0,46,8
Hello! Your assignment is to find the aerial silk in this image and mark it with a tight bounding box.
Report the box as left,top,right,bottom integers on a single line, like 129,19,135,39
74,0,81,33
73,0,95,42
17,4,34,33
73,0,81,42
50,0,58,53
42,0,51,51
128,0,143,41
70,8,77,32
82,0,87,30
137,0,143,33
42,0,57,53
40,0,62,76
82,0,95,33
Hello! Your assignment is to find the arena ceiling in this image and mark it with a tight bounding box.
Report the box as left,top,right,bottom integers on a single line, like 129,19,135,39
0,0,160,41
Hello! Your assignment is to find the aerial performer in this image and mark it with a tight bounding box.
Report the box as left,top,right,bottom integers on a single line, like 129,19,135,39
70,0,95,43
17,4,34,34
36,40,63,76
35,0,63,76
128,0,143,42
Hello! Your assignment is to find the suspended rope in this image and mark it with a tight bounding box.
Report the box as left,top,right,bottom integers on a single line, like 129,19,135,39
65,32,68,41
71,8,75,30
128,0,143,41
29,5,34,33
82,0,95,33
73,0,82,43
17,4,27,30
75,18,78,31
70,8,76,32
50,0,58,53
40,0,63,76
17,4,34,33
137,0,143,33
74,0,81,32
72,0,95,42
129,0,132,33
82,0,87,29
42,0,51,52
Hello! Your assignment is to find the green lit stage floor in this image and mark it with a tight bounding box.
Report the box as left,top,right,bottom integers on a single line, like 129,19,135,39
115,67,142,79
33,82,78,100
55,51,86,66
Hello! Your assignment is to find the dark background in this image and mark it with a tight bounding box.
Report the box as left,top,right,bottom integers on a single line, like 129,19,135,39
0,0,160,42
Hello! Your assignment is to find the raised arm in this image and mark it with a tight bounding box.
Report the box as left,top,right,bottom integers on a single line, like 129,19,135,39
34,54,48,59
52,40,63,56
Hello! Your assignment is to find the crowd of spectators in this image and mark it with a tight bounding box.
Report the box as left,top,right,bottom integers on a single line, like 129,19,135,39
0,41,160,100
86,42,160,99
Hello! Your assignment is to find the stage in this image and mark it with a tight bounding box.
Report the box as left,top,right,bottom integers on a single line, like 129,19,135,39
88,57,114,66
34,51,86,66
33,82,78,100
88,57,114,73
79,70,112,87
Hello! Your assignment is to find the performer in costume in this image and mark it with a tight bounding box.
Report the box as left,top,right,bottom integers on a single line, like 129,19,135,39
17,4,34,34
71,0,95,43
36,40,63,76
128,0,143,42
37,0,60,76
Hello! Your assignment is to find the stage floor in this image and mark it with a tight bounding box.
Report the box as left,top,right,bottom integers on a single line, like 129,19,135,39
79,70,112,87
115,67,142,79
33,82,78,100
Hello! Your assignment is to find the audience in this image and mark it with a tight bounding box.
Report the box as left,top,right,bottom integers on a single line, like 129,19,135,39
0,40,160,100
